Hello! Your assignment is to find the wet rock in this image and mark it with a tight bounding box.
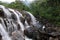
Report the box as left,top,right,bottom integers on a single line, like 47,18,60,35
24,25,60,40
0,9,5,18
20,17,25,24
0,34,2,40
21,11,31,25
12,30,24,40
11,13,17,21
44,27,57,33
24,27,45,40
49,37,59,40
24,27,35,38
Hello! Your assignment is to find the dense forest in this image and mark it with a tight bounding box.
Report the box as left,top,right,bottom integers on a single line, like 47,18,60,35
0,0,60,27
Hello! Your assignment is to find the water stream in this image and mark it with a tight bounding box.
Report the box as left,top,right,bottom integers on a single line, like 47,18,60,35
0,5,43,40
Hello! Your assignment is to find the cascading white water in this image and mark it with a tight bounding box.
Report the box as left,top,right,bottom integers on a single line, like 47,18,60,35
8,8,25,31
15,10,33,40
25,20,30,28
15,10,23,17
0,18,6,30
15,11,30,29
0,24,11,40
0,5,11,18
25,11,37,25
8,8,33,40
0,5,43,40
25,11,45,29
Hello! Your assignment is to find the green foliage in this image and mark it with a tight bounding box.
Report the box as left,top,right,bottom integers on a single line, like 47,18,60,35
0,1,30,11
30,0,60,26
7,1,30,11
0,1,9,7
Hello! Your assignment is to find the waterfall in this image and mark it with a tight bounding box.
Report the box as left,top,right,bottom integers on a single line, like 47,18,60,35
15,10,23,17
25,20,30,28
25,11,37,25
8,8,25,31
0,5,44,40
0,18,6,30
25,11,43,29
0,5,11,18
0,24,11,40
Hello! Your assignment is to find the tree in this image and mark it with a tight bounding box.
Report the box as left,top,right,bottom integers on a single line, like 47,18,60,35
7,1,30,11
30,0,60,27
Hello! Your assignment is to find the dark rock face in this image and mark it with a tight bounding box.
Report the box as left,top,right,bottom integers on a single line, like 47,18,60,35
21,11,31,25
11,13,17,21
12,31,24,40
0,8,8,18
49,37,58,40
24,26,47,40
24,27,35,38
44,27,57,33
0,34,2,40
0,9,5,18
20,17,25,24
24,26,60,40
